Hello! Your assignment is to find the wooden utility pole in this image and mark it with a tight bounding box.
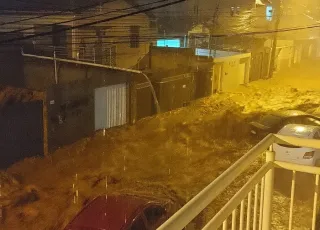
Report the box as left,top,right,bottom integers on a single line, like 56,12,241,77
268,0,283,78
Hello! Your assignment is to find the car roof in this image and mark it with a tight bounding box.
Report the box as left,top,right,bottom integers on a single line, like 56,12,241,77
66,195,163,230
271,110,308,118
278,124,320,138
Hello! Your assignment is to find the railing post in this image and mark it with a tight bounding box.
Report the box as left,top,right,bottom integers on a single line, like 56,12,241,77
262,147,275,230
53,47,58,84
109,47,112,66
93,47,96,63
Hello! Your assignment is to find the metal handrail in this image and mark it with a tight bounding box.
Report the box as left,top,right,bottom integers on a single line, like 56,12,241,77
275,161,320,175
202,161,273,230
159,134,320,230
157,134,275,230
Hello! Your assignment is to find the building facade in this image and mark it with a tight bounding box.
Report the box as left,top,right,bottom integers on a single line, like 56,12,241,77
0,0,158,69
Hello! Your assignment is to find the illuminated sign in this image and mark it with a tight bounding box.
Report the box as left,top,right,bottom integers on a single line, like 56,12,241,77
266,6,273,21
156,39,181,48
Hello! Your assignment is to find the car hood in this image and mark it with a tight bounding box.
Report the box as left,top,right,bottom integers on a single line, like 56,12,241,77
64,195,145,230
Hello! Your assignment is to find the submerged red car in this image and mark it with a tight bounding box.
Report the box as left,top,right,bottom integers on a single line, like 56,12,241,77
64,194,179,230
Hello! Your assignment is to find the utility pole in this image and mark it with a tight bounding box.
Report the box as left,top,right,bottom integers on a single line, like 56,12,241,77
268,0,283,79
211,0,221,55
194,0,199,25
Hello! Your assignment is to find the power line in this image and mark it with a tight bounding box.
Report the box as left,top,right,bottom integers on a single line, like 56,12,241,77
7,23,320,47
1,0,169,36
210,0,221,60
14,0,64,7
0,0,116,26
7,23,320,46
0,0,186,44
0,8,309,30
27,21,320,38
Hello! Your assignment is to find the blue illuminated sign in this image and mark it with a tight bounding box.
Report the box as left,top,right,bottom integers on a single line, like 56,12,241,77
156,39,181,48
266,6,273,21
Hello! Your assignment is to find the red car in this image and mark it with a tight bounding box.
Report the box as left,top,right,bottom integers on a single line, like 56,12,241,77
64,194,180,230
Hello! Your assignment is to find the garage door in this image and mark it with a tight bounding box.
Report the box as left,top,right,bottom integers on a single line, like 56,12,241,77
94,84,127,131
0,101,43,168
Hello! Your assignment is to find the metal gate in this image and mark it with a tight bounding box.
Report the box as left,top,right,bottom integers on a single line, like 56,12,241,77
94,84,127,131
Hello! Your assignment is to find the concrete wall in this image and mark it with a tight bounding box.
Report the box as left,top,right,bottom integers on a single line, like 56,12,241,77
46,70,131,151
153,73,195,113
46,80,94,151
20,56,138,150
193,49,251,92
0,86,47,167
194,69,213,98
23,56,131,90
150,47,194,71
214,53,251,92
135,82,154,120
0,48,25,87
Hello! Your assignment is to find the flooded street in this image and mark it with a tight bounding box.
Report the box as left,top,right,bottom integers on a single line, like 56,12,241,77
1,62,320,229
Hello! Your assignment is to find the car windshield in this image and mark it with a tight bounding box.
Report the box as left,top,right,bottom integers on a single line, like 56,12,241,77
260,114,282,127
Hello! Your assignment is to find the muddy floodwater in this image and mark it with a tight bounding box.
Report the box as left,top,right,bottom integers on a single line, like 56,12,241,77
2,62,320,229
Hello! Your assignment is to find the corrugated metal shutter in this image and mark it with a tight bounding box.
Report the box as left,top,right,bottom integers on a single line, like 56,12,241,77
94,84,127,130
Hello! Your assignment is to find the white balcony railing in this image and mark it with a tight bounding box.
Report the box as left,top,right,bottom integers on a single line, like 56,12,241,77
158,134,320,230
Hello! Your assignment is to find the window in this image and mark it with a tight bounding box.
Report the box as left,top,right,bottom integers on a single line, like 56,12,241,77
130,26,140,48
130,216,147,230
144,206,166,226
